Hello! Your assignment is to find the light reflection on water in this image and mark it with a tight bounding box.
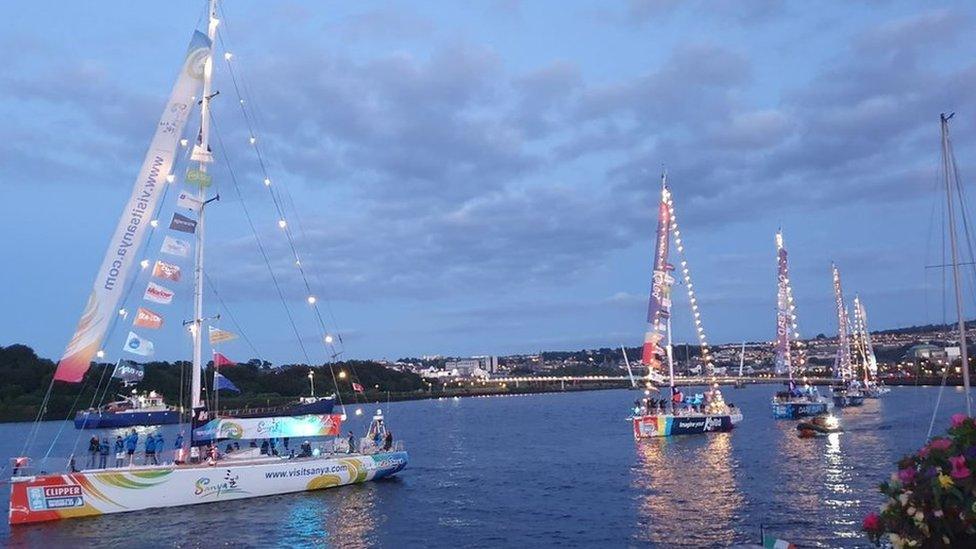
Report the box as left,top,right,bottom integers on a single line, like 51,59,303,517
0,386,970,547
632,433,744,546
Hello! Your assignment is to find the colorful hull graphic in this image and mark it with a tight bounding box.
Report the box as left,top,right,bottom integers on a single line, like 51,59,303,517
771,401,829,420
74,410,181,429
631,414,734,439
9,451,408,525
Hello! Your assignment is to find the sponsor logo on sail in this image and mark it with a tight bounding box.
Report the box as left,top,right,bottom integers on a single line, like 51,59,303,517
152,260,182,282
161,235,190,257
133,307,163,329
169,213,197,234
144,282,174,304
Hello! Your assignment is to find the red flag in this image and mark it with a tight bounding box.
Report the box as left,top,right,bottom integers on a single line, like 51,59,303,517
213,352,236,367
352,383,364,393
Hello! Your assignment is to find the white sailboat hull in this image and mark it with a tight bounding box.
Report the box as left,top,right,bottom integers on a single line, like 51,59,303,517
9,450,407,525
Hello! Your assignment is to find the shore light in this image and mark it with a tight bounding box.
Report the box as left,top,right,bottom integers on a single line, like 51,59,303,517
338,371,347,379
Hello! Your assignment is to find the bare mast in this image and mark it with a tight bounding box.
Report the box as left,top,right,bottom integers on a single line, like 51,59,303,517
941,112,972,415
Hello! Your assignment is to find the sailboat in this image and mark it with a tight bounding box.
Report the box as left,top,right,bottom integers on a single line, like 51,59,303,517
628,174,743,439
9,1,407,525
852,295,889,398
733,342,747,388
769,230,833,419
829,264,865,407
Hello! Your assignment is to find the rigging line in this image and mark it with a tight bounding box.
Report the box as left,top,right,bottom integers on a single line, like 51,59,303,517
217,70,349,396
214,14,349,401
948,141,976,310
61,360,115,465
203,271,262,359
209,113,314,365
215,24,346,349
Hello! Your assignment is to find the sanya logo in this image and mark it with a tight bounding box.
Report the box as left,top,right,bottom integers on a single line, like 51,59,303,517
194,470,248,498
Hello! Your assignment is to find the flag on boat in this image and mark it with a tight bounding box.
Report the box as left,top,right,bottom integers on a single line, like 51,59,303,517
208,326,238,345
762,534,796,549
185,168,212,188
213,352,236,367
352,383,364,393
51,31,211,383
152,260,181,282
112,359,145,383
176,191,203,213
169,212,197,234
143,282,175,305
160,235,190,257
214,372,240,392
123,332,154,356
133,307,163,329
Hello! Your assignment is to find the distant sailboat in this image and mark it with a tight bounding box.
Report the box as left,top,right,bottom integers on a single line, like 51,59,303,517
852,295,889,398
830,264,865,407
627,173,742,439
733,342,747,388
769,230,833,419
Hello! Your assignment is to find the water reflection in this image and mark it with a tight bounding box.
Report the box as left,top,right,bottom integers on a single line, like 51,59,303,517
632,433,743,546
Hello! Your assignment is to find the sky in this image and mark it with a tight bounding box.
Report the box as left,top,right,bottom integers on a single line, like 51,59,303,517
2,1,976,364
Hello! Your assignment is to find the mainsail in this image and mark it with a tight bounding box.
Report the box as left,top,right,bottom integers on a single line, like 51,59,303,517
774,231,793,376
54,32,212,382
852,295,877,381
831,263,853,381
642,184,674,371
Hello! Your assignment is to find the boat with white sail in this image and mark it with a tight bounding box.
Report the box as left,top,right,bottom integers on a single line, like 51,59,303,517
769,230,833,419
9,0,407,525
829,264,865,407
852,295,889,398
628,174,743,439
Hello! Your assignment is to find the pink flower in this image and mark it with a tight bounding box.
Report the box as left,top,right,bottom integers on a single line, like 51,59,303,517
950,455,971,479
952,413,969,428
930,438,953,451
863,512,882,532
898,467,916,484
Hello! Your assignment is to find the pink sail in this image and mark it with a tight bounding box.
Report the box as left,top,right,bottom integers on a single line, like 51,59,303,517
642,189,673,370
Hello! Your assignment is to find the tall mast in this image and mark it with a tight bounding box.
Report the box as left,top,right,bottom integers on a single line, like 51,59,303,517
831,263,852,382
941,112,972,415
189,0,218,411
739,341,745,378
775,230,794,381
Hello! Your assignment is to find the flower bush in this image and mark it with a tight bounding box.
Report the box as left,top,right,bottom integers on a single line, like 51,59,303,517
864,414,976,547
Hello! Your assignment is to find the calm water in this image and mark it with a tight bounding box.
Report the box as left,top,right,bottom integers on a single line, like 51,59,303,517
0,385,967,548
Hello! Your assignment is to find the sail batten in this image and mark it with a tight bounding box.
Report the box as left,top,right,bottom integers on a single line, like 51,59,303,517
54,32,212,383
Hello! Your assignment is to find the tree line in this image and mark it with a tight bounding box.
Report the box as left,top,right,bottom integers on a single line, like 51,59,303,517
0,344,426,422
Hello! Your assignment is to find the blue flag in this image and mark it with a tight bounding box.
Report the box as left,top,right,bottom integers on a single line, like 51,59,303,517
214,372,240,393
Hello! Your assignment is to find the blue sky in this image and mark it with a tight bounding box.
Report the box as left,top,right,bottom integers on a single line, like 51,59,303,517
2,1,976,364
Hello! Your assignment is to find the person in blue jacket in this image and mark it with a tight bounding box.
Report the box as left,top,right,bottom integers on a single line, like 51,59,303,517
125,429,138,466
155,433,165,463
145,433,157,465
98,438,110,469
114,436,125,467
174,432,185,464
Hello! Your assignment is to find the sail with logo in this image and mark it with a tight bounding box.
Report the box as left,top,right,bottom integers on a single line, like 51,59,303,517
9,0,407,526
627,173,743,439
